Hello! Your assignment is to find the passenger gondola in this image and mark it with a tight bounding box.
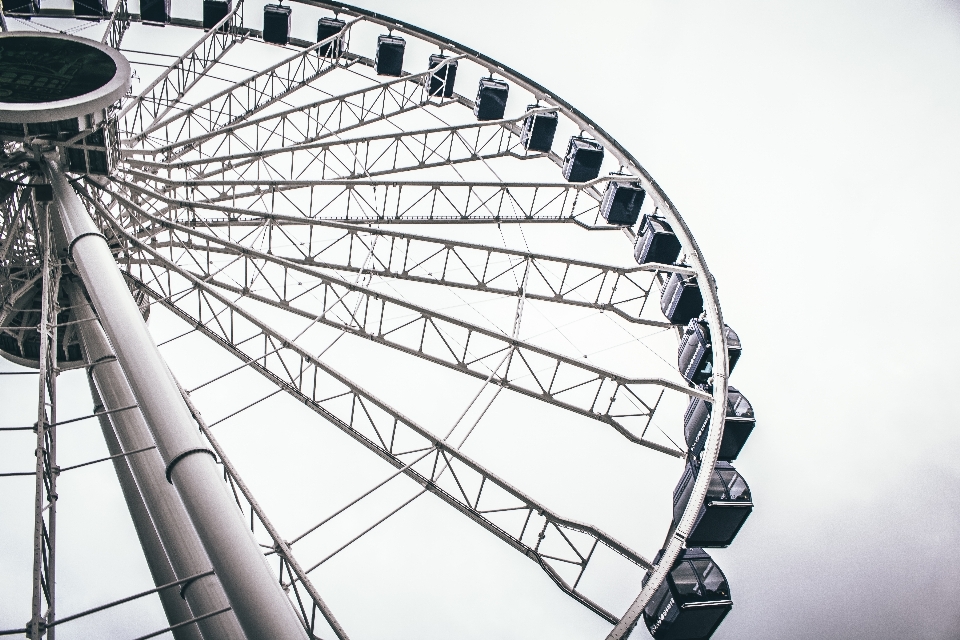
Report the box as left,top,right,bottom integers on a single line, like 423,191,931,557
677,319,741,387
316,17,346,56
644,547,733,640
562,136,604,182
635,214,682,265
262,4,292,45
474,78,509,120
375,34,406,76
660,271,703,325
202,0,231,30
672,460,752,547
428,54,458,97
600,179,645,226
520,105,558,152
684,387,756,462
140,0,171,23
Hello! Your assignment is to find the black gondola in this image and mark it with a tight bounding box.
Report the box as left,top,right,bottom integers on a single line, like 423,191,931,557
644,548,732,640
678,318,741,387
684,387,755,462
428,54,458,98
140,0,171,24
660,271,703,325
262,4,292,45
634,214,682,265
600,179,645,226
203,0,231,30
74,0,108,18
316,17,346,56
474,78,509,121
375,34,406,76
520,105,557,152
562,137,604,182
673,460,752,548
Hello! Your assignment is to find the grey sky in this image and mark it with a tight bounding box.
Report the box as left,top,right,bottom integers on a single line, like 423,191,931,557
2,1,959,638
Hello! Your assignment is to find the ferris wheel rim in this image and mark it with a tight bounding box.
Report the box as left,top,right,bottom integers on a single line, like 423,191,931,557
0,4,740,638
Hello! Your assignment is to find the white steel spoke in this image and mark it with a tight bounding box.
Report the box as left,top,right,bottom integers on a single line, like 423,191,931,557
129,24,358,149
84,183,701,455
126,59,465,160
118,169,615,225
126,108,555,182
117,3,245,138
114,177,688,322
124,262,654,624
101,0,131,50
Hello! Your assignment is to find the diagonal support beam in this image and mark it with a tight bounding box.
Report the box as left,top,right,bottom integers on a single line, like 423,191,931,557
177,386,351,640
85,379,203,640
28,198,58,640
101,0,131,50
67,279,246,640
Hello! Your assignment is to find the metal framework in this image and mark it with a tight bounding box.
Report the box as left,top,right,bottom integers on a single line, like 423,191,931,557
0,2,741,639
30,197,59,640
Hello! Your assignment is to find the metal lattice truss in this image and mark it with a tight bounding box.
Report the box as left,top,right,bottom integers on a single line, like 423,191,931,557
0,2,736,638
126,108,550,181
116,178,694,321
87,181,702,454
117,2,247,136
76,172,694,623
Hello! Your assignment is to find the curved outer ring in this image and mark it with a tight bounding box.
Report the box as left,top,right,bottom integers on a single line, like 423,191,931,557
5,6,733,637
0,32,132,123
286,3,732,636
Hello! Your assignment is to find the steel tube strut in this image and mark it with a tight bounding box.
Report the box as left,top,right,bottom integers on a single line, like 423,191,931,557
83,376,202,640
67,279,242,640
46,159,309,640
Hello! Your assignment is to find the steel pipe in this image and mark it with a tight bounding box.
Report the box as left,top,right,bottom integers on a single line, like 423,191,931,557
67,280,244,640
84,378,203,640
47,159,309,640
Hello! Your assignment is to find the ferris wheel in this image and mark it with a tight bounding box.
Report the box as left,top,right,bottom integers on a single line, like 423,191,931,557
0,2,757,639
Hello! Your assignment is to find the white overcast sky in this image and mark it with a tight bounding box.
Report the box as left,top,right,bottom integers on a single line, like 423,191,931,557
2,1,959,639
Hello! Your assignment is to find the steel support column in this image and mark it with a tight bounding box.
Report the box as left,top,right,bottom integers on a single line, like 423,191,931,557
85,378,203,640
66,279,244,640
29,198,58,640
46,159,309,640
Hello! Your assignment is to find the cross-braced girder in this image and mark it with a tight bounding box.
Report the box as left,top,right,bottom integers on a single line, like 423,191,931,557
129,27,355,151
113,177,691,322
125,60,462,159
118,170,612,224
126,268,655,624
83,182,700,455
118,2,246,138
125,108,553,182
